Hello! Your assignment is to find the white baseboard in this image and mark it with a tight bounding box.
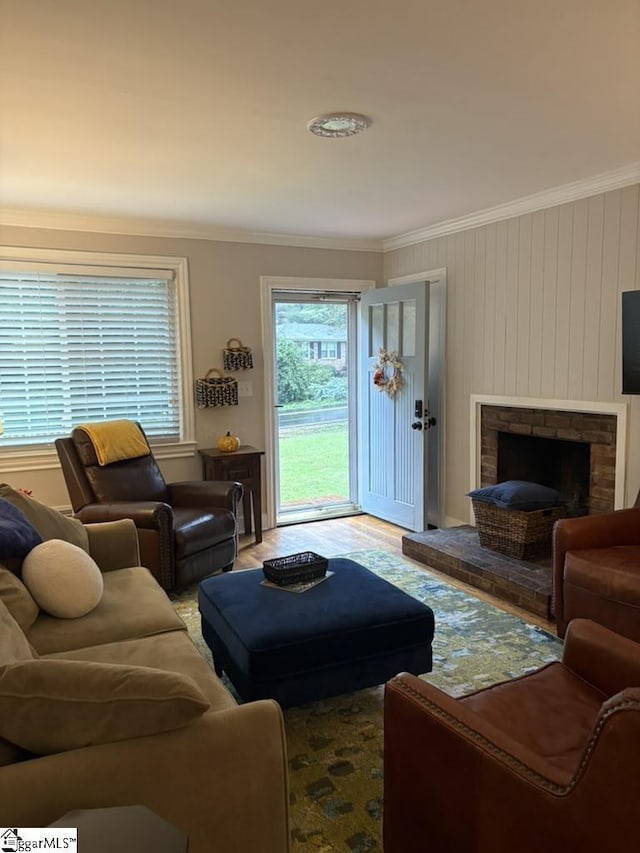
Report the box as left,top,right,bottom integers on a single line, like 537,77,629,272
443,515,469,528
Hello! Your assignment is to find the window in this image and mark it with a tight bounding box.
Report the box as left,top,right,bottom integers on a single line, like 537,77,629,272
0,249,193,454
319,342,338,359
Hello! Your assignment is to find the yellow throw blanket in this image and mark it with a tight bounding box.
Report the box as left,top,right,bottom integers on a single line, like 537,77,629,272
75,420,150,466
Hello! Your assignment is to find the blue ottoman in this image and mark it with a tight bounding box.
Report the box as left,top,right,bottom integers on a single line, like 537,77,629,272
198,558,434,707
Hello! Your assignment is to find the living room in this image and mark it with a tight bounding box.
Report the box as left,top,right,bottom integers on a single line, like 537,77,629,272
1,1,640,851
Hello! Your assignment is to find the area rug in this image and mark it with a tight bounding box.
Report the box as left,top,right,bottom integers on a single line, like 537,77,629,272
171,549,562,853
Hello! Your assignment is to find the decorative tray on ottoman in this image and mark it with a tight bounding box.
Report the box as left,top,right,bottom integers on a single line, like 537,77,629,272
262,551,328,586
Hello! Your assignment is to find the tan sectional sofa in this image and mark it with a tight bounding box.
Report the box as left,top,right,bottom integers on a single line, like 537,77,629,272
0,518,290,853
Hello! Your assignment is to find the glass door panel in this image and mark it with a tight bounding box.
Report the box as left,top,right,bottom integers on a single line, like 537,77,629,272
273,297,357,523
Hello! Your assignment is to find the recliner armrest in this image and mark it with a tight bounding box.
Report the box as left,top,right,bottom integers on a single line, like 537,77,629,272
562,619,640,696
168,480,243,512
76,501,173,531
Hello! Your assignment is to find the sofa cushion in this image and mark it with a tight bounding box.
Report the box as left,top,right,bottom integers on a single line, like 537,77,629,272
22,540,104,619
0,659,210,754
0,498,43,559
27,566,186,655
0,484,89,554
0,598,34,667
0,566,39,631
49,630,237,712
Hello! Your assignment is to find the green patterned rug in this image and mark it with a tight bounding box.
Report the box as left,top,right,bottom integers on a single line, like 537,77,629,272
171,549,562,853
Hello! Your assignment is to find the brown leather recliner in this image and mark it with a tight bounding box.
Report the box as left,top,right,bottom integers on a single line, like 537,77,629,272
552,504,640,641
55,424,242,591
383,619,640,853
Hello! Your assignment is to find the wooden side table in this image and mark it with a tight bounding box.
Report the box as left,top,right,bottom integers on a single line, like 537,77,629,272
199,445,265,543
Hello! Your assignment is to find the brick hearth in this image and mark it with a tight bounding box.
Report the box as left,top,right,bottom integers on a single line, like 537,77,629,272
403,526,552,618
408,400,624,616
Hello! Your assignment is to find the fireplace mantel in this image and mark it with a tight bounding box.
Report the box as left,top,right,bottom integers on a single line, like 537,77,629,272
469,395,627,519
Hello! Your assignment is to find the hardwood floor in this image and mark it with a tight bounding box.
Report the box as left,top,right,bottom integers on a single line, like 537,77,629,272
236,514,555,634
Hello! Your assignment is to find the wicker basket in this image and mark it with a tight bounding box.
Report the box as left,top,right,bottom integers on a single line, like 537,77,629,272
262,551,328,586
472,500,566,560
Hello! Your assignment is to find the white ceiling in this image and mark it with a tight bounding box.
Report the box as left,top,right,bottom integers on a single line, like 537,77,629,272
1,0,639,243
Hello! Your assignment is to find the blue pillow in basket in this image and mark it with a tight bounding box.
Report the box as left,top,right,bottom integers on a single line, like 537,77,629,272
467,480,561,511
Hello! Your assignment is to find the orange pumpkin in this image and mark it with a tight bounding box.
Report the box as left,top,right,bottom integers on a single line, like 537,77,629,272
217,431,240,452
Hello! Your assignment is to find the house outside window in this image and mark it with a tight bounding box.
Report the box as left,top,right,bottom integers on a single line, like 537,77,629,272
0,248,194,462
276,323,346,366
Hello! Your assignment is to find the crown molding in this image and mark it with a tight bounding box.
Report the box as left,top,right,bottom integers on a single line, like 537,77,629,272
2,162,638,254
383,162,640,252
0,208,383,253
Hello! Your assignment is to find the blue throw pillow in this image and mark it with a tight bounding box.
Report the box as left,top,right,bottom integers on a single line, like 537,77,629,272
467,480,561,511
0,498,43,559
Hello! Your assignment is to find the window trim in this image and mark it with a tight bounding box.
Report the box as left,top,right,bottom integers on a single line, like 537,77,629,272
0,246,195,473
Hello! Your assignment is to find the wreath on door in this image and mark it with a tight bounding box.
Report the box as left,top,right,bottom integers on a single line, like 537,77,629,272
372,348,404,398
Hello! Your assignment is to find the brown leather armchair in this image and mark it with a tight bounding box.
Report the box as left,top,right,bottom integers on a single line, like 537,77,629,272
55,424,242,591
552,506,640,641
383,619,640,853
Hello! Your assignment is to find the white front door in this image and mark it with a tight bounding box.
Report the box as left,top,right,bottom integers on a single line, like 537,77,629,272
358,282,430,530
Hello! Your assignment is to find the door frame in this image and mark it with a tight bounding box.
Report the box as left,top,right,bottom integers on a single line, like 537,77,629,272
387,267,447,528
260,276,375,530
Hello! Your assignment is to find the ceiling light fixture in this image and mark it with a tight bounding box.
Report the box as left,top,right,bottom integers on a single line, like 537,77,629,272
307,112,371,138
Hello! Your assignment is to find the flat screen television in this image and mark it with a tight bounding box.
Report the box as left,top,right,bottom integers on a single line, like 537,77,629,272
622,290,640,394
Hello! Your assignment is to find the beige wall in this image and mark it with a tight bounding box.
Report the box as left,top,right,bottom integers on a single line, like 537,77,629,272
384,184,640,524
0,224,381,509
3,185,639,526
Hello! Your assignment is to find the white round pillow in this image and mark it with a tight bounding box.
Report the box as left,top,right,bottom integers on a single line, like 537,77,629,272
22,539,104,619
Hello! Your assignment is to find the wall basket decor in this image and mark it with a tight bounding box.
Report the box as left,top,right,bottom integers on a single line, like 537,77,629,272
223,338,254,371
195,369,239,408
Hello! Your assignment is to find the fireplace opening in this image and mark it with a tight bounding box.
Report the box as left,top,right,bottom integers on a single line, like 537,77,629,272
479,403,618,515
497,431,590,516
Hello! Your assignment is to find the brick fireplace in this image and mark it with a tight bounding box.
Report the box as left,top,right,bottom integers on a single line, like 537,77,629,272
480,405,617,513
471,396,627,516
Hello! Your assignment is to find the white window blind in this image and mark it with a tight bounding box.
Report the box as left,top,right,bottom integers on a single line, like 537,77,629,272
0,268,181,447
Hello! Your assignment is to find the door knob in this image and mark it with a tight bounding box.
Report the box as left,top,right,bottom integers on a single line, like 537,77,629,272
411,421,423,431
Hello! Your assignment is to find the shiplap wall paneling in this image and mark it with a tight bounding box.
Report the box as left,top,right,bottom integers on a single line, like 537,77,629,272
482,223,497,392
528,210,545,398
383,185,640,521
540,206,559,398
554,204,573,399
583,194,605,401
567,198,589,400
463,230,476,398
504,218,519,397
472,227,487,398
515,214,532,395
